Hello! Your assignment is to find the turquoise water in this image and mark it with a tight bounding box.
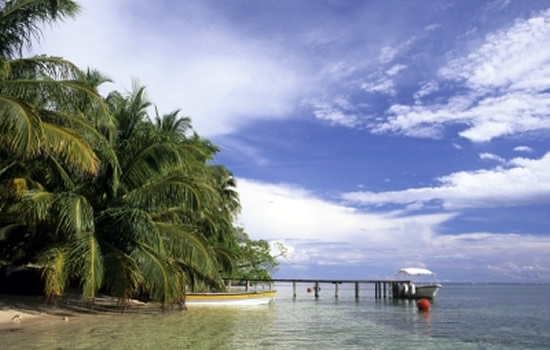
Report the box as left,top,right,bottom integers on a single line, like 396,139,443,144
1,283,549,349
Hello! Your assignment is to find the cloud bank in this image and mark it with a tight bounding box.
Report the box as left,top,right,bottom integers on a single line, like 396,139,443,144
341,152,550,210
374,9,550,142
236,177,550,281
37,0,306,137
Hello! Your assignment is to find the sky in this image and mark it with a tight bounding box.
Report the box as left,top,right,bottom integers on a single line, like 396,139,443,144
34,0,550,282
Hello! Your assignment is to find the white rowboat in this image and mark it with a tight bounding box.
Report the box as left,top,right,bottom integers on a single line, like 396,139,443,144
184,290,276,306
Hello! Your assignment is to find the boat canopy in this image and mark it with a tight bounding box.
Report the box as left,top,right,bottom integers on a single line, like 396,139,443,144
397,268,436,276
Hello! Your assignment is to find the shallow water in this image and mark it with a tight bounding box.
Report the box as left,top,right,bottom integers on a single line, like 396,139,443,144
1,284,549,349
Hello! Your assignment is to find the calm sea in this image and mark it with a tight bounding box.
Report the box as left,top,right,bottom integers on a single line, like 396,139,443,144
1,283,549,349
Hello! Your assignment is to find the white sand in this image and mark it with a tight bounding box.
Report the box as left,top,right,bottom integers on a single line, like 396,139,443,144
0,294,159,328
0,308,44,325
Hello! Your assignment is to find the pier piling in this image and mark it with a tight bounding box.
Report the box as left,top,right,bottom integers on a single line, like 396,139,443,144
223,278,411,300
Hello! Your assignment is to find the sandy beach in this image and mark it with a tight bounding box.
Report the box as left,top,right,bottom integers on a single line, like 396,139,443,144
0,294,156,329
0,308,44,325
0,295,65,329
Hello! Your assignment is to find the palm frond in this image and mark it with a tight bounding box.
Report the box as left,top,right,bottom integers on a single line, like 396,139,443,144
44,154,75,190
38,244,69,299
97,207,162,250
133,241,182,306
100,240,143,301
0,94,41,156
41,122,99,175
14,189,55,225
68,231,103,300
1,78,109,113
212,246,236,275
156,222,219,277
121,173,218,212
120,142,183,190
4,55,84,80
0,0,81,58
52,193,94,236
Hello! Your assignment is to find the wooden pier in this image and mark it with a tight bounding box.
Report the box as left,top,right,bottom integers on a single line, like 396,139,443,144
224,278,413,299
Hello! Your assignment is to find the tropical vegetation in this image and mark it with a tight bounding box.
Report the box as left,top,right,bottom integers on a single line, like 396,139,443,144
0,0,279,307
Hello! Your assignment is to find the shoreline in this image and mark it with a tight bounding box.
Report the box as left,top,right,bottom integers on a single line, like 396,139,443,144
0,294,158,328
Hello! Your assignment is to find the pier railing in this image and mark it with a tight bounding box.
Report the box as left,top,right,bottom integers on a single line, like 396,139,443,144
223,278,413,299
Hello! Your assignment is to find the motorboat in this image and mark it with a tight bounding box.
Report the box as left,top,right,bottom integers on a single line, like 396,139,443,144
395,267,442,299
184,290,276,306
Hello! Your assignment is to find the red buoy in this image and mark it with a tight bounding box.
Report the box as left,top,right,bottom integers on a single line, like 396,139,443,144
417,298,431,311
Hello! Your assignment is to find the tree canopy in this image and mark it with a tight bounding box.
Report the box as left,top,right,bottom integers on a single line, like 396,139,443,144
0,0,280,307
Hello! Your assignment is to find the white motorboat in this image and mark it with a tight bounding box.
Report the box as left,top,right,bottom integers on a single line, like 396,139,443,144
395,267,442,299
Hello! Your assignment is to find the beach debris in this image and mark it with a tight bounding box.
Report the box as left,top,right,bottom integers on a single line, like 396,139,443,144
11,314,22,323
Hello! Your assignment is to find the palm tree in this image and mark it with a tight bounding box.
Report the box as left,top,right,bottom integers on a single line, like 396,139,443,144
0,0,80,59
0,1,108,302
1,82,235,306
0,0,277,307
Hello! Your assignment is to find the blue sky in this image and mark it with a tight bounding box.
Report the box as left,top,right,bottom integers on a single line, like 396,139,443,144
36,0,550,282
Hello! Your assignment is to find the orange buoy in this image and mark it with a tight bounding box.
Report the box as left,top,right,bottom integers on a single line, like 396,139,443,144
307,287,313,293
417,298,431,311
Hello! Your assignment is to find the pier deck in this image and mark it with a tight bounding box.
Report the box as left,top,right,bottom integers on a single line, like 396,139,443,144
224,278,414,299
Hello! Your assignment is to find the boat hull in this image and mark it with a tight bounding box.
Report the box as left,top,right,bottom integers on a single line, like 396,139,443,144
184,291,276,306
411,284,441,299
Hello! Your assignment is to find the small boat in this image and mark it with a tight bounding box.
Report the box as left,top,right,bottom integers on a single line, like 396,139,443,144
395,267,442,299
184,290,276,306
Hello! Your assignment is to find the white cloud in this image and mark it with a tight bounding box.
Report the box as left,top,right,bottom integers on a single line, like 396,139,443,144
514,146,533,153
236,178,455,265
424,23,441,31
413,81,439,101
434,232,550,281
486,0,512,12
378,38,415,64
440,9,550,91
386,64,407,76
374,9,550,142
479,152,506,163
312,99,359,128
376,91,550,142
362,63,408,96
37,0,307,138
236,178,550,280
361,77,396,95
341,152,550,210
378,46,399,64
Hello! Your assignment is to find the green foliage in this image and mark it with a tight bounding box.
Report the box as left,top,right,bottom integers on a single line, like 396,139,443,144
0,0,280,308
226,227,280,281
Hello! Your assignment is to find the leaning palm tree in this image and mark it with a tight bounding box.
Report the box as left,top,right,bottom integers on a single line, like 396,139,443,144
0,0,276,306
1,83,233,306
